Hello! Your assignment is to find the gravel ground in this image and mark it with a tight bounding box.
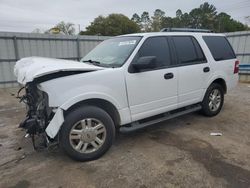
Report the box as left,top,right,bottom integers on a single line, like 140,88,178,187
0,83,250,188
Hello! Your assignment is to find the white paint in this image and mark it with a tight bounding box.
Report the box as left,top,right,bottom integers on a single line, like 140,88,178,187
125,67,178,121
14,57,103,84
45,108,64,138
15,32,239,138
210,133,222,136
118,40,136,46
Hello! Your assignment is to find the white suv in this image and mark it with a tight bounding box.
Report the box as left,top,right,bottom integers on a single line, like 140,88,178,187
14,29,239,161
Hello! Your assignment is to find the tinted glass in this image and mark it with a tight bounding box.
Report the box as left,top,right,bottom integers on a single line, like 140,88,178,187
203,36,236,61
137,37,171,68
192,37,206,61
81,36,141,67
173,36,206,64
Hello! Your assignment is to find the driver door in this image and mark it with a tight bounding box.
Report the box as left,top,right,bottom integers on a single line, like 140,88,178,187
125,36,178,121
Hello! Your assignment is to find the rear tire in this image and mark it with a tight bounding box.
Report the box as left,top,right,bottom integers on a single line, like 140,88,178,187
201,83,224,117
60,105,115,161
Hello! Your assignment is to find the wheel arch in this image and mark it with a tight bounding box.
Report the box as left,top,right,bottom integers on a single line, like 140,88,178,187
210,78,227,94
64,98,121,128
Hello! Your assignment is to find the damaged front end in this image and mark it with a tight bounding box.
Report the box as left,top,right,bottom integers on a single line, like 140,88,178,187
14,57,105,151
17,83,57,150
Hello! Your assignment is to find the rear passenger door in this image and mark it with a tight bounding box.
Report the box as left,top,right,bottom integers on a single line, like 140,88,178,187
171,36,210,107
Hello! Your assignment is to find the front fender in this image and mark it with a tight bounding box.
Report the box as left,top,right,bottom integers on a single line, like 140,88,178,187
45,93,120,138
44,93,123,138
38,68,128,109
60,92,122,111
45,94,130,138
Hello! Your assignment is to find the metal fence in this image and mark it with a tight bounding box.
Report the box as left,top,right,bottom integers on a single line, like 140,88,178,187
226,31,250,65
0,31,250,88
0,32,109,88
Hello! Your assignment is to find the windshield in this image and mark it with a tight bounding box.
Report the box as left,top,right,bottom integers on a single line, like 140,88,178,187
81,36,141,67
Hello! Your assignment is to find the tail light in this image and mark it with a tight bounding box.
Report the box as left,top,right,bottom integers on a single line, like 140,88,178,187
234,60,239,74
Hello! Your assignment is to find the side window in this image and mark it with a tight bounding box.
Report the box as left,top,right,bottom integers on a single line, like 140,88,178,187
173,36,206,65
192,37,206,61
203,36,236,61
136,37,171,68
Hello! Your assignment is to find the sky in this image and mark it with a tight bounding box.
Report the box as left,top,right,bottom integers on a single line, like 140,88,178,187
0,0,249,33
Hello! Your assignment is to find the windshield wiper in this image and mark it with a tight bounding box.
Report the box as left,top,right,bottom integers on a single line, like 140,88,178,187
82,59,101,66
82,59,119,68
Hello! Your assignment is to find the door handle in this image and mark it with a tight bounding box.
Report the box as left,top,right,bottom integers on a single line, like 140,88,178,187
164,73,174,79
203,67,210,72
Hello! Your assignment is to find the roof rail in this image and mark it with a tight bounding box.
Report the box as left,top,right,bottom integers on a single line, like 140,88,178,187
161,28,212,33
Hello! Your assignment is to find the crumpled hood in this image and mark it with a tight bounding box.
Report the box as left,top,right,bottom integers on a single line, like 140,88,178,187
14,57,104,84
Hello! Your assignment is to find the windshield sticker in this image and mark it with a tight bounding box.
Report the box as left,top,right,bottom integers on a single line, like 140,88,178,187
118,40,136,46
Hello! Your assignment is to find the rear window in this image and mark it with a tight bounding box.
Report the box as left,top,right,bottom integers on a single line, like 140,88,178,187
203,36,236,61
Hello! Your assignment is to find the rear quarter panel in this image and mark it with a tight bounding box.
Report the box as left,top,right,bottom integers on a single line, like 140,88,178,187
198,34,238,95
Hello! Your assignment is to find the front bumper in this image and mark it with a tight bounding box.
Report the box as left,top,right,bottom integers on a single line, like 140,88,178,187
45,108,64,138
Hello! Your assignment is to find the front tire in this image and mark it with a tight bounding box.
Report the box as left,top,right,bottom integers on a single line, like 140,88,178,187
60,106,115,161
201,83,224,117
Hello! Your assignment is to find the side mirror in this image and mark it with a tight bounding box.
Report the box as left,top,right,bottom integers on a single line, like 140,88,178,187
131,56,157,72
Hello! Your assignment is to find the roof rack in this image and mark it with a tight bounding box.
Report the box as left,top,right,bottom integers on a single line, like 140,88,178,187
161,28,212,33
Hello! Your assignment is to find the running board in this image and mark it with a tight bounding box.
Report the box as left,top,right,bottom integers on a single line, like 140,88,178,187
120,104,202,133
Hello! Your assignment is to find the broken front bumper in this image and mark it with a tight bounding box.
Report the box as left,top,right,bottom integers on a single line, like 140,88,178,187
45,108,64,138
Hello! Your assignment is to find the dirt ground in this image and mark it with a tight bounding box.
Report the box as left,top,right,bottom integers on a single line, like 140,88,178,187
0,83,250,188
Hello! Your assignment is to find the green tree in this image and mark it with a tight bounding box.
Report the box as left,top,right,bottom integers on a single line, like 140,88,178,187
131,13,141,25
81,14,140,36
141,12,152,32
131,13,142,30
180,13,191,27
170,10,185,28
199,2,217,29
216,13,247,32
176,9,182,19
161,16,174,28
151,9,165,31
81,2,249,36
189,8,203,28
132,2,249,33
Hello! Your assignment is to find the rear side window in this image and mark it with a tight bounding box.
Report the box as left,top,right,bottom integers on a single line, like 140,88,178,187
172,36,206,65
203,36,236,61
137,37,171,68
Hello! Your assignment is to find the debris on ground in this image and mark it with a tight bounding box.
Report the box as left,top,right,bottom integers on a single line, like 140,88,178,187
210,132,222,136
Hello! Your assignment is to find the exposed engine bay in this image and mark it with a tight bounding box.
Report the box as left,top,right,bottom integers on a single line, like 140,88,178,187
17,84,56,150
